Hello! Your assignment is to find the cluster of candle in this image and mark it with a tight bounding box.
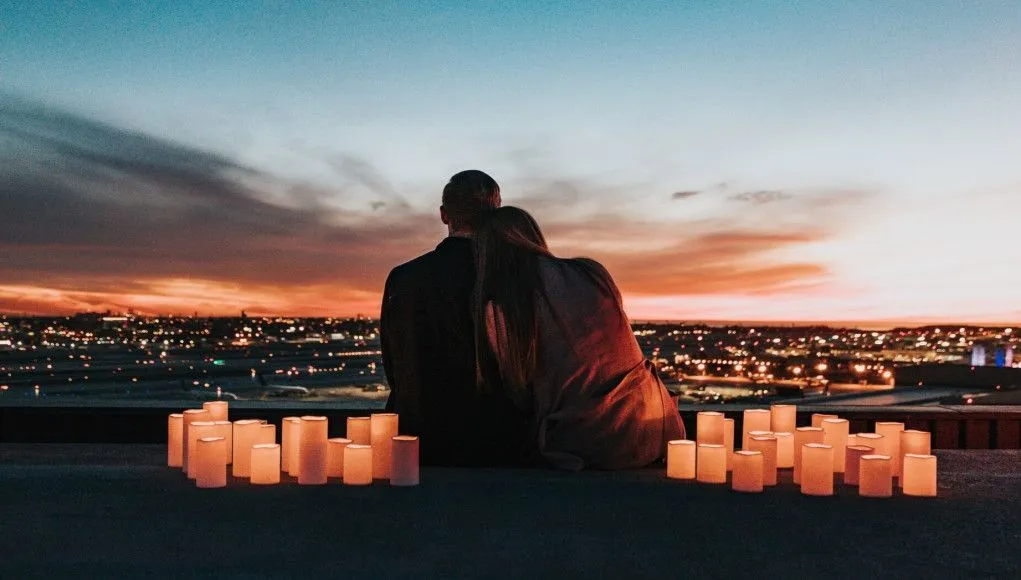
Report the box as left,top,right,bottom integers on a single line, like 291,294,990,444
668,406,937,497
167,402,420,489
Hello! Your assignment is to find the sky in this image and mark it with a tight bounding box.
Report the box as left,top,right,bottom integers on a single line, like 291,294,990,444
1,1,1019,325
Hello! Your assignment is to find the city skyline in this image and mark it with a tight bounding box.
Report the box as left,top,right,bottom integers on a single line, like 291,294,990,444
2,2,1020,324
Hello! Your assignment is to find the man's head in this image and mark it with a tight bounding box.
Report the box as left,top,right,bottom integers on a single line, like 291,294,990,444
440,170,501,235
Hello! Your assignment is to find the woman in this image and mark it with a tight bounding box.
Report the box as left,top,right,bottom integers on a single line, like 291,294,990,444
473,206,685,470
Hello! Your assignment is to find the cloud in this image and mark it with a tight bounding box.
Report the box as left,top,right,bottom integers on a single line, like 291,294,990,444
671,190,701,200
729,190,792,204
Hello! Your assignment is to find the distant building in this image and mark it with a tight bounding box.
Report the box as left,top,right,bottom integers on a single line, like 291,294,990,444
1007,345,1015,367
971,344,986,366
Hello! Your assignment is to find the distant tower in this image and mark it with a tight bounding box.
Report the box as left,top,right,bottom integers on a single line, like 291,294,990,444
971,344,986,366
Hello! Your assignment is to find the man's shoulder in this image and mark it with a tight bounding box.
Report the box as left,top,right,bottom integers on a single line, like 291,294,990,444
388,249,441,283
387,238,471,284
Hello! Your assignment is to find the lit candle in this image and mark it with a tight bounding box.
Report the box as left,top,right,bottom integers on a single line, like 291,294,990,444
856,433,884,456
298,416,328,485
251,444,281,485
843,445,875,486
231,420,262,477
283,417,302,477
902,454,937,497
822,418,850,473
732,451,764,493
811,413,837,428
202,401,229,422
343,444,373,485
847,434,858,447
391,436,420,486
257,424,276,445
724,418,735,471
167,413,184,467
187,421,217,479
747,435,778,486
666,440,696,480
770,404,797,434
327,438,352,478
213,421,233,464
875,422,905,478
858,454,893,498
346,416,371,445
194,436,227,488
696,444,726,484
181,408,210,473
899,430,931,482
742,410,771,448
774,432,794,468
370,413,399,479
793,427,824,484
801,443,834,496
696,411,725,444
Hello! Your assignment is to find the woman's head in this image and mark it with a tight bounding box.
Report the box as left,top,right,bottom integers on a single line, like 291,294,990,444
474,206,549,262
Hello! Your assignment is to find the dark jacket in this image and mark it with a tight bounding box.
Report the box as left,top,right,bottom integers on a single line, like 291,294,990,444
381,237,530,465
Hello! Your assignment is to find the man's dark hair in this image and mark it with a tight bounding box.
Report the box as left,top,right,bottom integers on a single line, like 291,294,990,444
442,170,501,232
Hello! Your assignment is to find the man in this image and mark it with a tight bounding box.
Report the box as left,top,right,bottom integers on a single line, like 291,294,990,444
381,170,528,465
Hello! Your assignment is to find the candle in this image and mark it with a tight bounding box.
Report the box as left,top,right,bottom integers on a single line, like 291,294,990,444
346,416,371,445
370,413,399,479
283,417,302,477
167,413,184,467
251,444,281,485
213,421,233,464
181,409,210,473
194,437,227,488
742,410,771,448
859,454,893,497
666,440,696,480
902,454,937,497
696,411,725,445
327,438,352,478
257,424,276,445
724,418,735,471
187,421,217,479
202,401,228,422
391,436,420,486
843,445,875,486
747,436,778,486
875,422,905,478
774,432,794,468
298,416,328,485
696,444,726,484
811,413,837,428
770,404,797,434
732,451,764,493
793,427,824,484
801,443,834,496
822,418,850,473
856,433,884,455
847,434,858,447
899,430,931,482
231,420,262,478
343,444,373,485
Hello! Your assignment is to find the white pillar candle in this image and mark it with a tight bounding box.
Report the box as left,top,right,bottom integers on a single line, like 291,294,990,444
346,416,371,445
167,413,184,467
283,417,302,477
801,443,834,496
257,424,276,445
747,435,778,486
202,401,228,422
732,451,764,493
822,418,850,473
774,432,794,468
194,436,227,489
875,422,905,478
666,440,696,480
251,444,281,485
843,445,875,486
793,427,824,484
742,409,771,448
187,421,217,479
181,409,210,473
899,430,931,482
370,413,399,479
343,444,373,486
724,418,735,471
391,436,420,486
811,413,837,428
856,433,884,455
327,438,352,478
696,444,727,484
213,421,233,464
859,454,893,497
231,420,262,478
902,454,937,497
770,404,797,434
298,416,328,485
696,411,725,444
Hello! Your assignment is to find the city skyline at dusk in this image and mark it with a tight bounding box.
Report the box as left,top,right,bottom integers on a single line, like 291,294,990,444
2,2,1020,324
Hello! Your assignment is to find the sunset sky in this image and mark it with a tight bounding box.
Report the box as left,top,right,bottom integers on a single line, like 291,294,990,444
2,2,1019,324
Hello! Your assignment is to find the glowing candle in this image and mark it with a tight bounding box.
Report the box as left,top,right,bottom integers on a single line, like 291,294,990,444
666,440,696,480
181,408,210,473
774,432,794,468
213,421,233,463
370,413,399,479
856,433,884,456
748,435,778,486
843,445,875,486
742,410,771,448
859,454,893,497
696,444,726,484
187,421,217,479
298,416,328,485
231,420,261,477
327,438,352,478
847,434,858,447
732,451,764,493
343,444,373,485
696,411,725,445
875,422,905,478
770,404,797,434
346,416,371,445
793,427,824,484
822,418,850,473
194,437,227,488
801,443,834,496
202,401,228,422
811,413,837,428
283,417,302,477
899,430,931,482
257,424,276,445
724,418,735,471
250,444,281,485
391,436,420,486
902,454,937,497
167,413,184,467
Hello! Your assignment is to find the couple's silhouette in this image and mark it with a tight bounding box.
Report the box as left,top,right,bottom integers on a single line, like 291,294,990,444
381,170,684,469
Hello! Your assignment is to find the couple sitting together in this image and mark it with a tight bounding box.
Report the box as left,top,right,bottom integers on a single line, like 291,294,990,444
381,170,685,470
